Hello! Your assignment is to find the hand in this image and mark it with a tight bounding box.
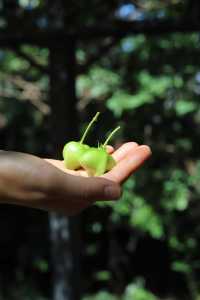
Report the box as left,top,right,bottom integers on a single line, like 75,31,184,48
0,143,151,215
45,142,151,214
46,142,151,183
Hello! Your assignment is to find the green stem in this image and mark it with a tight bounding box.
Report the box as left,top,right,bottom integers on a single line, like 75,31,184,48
80,112,100,144
103,126,120,147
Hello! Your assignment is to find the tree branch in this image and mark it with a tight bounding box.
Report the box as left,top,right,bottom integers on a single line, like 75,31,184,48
0,72,50,115
12,47,49,74
82,18,200,38
0,18,200,46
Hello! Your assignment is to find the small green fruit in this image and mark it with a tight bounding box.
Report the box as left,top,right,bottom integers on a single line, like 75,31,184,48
63,142,89,170
62,112,100,170
80,147,108,176
106,155,116,171
80,126,120,176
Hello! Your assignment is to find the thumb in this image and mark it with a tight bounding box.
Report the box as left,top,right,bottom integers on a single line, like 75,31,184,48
63,174,122,203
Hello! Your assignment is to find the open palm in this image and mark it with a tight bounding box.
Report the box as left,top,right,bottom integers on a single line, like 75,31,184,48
0,143,150,215
45,142,151,184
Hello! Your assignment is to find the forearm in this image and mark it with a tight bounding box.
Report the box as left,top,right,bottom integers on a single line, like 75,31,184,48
0,151,54,208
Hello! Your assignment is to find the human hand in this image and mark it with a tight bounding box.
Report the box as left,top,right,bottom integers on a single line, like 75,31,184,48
45,142,151,214
0,143,151,215
46,142,151,183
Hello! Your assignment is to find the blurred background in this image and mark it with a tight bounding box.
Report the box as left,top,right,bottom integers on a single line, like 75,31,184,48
0,0,200,300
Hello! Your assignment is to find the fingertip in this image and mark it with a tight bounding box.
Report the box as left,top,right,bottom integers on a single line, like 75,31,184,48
106,145,114,154
103,144,152,184
139,145,152,157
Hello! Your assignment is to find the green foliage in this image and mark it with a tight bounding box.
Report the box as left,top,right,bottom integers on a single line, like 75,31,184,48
79,69,174,117
109,178,164,239
175,100,197,116
83,291,119,300
123,280,158,300
75,30,200,299
95,270,112,282
172,261,192,274
2,1,200,299
162,169,190,211
77,67,120,99
86,30,200,299
83,279,158,300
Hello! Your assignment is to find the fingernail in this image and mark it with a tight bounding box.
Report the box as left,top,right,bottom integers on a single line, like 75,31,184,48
104,185,121,200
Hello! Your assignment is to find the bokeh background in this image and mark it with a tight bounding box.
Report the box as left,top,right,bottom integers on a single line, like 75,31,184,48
0,1,200,300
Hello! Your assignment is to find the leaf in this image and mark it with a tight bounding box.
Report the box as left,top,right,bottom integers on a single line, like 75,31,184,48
95,270,111,281
123,280,158,300
171,261,192,274
175,99,197,116
107,71,173,116
83,291,118,300
107,91,154,117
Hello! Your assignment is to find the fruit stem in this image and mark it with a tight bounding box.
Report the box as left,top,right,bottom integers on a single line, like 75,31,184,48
103,126,120,147
80,112,100,144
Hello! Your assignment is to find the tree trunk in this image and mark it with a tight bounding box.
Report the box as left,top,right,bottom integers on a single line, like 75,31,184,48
49,38,81,300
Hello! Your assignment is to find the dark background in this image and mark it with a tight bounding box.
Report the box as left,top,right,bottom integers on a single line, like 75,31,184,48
0,1,200,299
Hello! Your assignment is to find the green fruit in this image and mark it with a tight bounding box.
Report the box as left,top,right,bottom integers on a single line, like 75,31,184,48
62,111,120,175
106,155,116,171
63,142,89,169
62,112,100,170
80,147,108,176
80,126,120,176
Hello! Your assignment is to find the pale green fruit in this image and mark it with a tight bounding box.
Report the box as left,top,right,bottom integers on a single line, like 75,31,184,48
63,141,89,170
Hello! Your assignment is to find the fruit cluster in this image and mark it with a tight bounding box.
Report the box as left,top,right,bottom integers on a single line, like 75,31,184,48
62,112,120,176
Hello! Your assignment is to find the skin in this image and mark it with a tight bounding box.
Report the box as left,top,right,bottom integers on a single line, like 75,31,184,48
0,142,151,216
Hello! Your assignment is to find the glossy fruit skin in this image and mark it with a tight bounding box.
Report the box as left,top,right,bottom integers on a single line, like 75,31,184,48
79,147,116,176
63,141,89,170
106,155,116,171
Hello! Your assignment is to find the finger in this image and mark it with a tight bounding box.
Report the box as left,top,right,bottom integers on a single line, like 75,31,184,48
103,145,151,183
106,145,114,154
112,142,139,162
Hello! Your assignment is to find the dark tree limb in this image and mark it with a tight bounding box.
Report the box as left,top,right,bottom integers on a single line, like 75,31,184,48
82,18,200,38
0,18,200,47
10,47,49,74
